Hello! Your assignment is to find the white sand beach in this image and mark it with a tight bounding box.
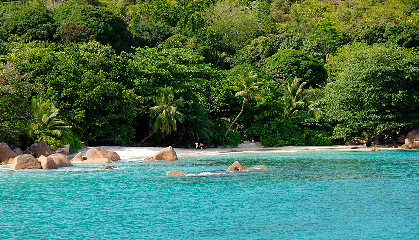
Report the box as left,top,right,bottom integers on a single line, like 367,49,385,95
71,142,376,160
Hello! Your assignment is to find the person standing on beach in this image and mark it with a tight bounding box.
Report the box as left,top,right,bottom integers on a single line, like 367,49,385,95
195,142,198,150
200,143,203,150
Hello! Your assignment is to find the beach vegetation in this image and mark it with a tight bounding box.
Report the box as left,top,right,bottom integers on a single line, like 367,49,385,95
0,0,417,149
147,86,185,139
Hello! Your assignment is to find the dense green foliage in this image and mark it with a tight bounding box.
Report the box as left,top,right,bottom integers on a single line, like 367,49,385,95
0,0,418,150
321,43,419,141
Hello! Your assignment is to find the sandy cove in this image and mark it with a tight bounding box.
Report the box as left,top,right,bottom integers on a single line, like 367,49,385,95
69,143,384,160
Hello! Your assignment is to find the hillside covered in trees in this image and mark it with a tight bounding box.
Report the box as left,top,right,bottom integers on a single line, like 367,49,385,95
0,0,418,150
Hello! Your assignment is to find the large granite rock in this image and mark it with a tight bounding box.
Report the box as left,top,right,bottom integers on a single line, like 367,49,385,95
82,147,118,163
49,153,73,167
96,148,120,162
38,155,59,169
404,129,419,149
152,146,178,161
24,140,54,158
9,154,42,170
226,161,247,171
0,142,16,164
70,152,84,162
166,170,188,177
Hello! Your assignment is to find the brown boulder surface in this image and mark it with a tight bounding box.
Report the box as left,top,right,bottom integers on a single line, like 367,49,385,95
70,152,84,162
0,142,16,164
226,161,247,171
144,156,157,161
13,147,23,156
405,129,419,149
83,147,113,163
38,155,59,169
9,154,42,170
96,148,121,161
83,158,111,163
49,153,73,167
96,165,117,170
152,146,178,161
86,147,105,159
24,140,54,158
166,170,188,177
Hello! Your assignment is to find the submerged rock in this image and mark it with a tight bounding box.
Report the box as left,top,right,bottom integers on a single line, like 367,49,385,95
96,165,117,170
251,165,268,169
9,154,42,170
166,170,188,177
367,148,381,151
226,161,247,171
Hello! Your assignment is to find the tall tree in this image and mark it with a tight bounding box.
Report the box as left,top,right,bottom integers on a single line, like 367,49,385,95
225,64,265,137
282,77,307,118
149,86,184,139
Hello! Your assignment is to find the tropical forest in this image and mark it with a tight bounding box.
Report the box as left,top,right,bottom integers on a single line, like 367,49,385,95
0,0,418,151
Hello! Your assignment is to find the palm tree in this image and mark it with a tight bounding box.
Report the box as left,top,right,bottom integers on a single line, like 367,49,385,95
225,69,264,138
28,97,68,142
141,86,184,143
282,77,307,117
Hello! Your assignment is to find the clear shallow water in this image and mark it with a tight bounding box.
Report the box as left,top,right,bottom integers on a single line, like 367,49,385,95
0,150,418,239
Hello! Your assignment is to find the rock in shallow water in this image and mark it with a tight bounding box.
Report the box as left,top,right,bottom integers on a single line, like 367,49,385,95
70,152,84,162
38,155,59,169
9,154,42,170
226,161,247,171
96,165,117,170
83,147,119,163
166,170,188,177
49,153,73,167
251,165,268,169
153,146,178,161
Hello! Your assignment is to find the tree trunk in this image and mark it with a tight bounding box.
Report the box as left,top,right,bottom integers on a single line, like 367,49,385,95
225,97,246,138
140,131,155,144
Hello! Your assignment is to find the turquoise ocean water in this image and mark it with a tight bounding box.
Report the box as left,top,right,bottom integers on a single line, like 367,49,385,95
1,149,418,239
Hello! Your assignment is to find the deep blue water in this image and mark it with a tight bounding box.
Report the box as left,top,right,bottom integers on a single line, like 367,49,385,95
1,150,418,239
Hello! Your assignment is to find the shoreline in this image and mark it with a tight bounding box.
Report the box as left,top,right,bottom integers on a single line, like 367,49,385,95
70,143,405,160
